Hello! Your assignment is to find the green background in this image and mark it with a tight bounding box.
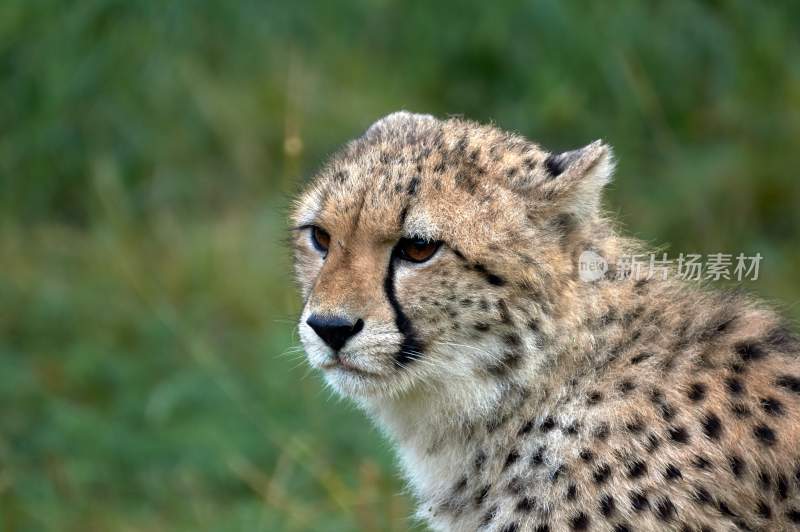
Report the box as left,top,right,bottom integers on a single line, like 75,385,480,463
2,1,799,530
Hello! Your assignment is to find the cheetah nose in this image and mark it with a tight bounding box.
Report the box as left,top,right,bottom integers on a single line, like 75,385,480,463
306,314,364,351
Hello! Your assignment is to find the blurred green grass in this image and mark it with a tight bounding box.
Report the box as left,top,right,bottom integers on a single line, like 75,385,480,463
1,1,799,530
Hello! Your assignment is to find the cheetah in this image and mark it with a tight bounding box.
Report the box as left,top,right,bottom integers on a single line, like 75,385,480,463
291,112,800,531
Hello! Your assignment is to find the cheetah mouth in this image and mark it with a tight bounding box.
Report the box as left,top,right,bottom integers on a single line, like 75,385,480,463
319,357,383,377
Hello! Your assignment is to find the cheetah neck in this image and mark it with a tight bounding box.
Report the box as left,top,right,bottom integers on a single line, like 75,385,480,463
361,274,649,507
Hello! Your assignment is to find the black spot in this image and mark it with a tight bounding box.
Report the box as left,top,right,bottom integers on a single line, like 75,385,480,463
452,476,468,494
761,396,784,416
566,483,578,500
593,464,612,485
725,376,744,395
787,508,800,523
776,474,789,500
593,422,610,441
614,524,631,532
729,455,745,477
694,486,712,504
587,391,603,405
531,446,545,466
563,422,580,436
474,484,490,506
692,455,712,470
580,449,594,462
503,450,520,470
626,459,647,479
506,476,523,495
687,382,707,402
518,420,535,436
759,469,771,489
406,175,420,196
473,263,506,287
487,349,524,377
599,494,615,517
474,322,491,332
659,402,677,422
717,500,737,518
540,417,556,432
702,412,723,440
496,299,512,324
656,498,676,521
699,313,737,342
630,352,652,365
398,205,409,227
753,424,776,446
544,154,565,177
618,379,636,395
776,374,800,394
756,500,772,519
629,490,649,512
516,497,535,513
668,425,690,444
736,341,765,362
570,512,590,531
500,523,519,532
645,433,661,453
625,417,644,433
474,450,486,472
534,525,550,532
664,464,682,481
551,464,565,483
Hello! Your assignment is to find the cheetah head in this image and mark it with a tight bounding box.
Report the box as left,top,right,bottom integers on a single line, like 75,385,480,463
292,112,615,401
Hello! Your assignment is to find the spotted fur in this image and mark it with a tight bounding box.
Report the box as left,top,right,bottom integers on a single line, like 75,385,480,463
292,112,800,531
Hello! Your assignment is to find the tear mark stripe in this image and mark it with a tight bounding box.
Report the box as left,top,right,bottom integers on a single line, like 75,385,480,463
385,251,424,367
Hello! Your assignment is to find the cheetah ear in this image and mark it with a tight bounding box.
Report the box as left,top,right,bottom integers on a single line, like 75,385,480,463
534,140,615,221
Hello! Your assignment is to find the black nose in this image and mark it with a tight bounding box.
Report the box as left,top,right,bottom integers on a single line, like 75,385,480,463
306,314,364,351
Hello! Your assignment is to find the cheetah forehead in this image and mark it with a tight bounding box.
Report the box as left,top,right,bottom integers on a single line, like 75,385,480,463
292,112,561,238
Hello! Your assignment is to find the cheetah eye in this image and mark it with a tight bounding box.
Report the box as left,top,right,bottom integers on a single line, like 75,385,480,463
309,226,331,255
397,236,441,263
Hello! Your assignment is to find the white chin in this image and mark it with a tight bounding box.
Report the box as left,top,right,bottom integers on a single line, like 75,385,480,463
323,368,389,398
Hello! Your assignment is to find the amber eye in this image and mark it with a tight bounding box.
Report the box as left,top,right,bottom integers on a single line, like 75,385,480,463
397,236,441,263
310,226,331,254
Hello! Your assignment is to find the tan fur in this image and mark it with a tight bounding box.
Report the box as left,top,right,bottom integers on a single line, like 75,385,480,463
291,112,800,531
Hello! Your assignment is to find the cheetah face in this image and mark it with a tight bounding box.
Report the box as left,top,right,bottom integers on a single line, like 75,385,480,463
292,112,613,399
